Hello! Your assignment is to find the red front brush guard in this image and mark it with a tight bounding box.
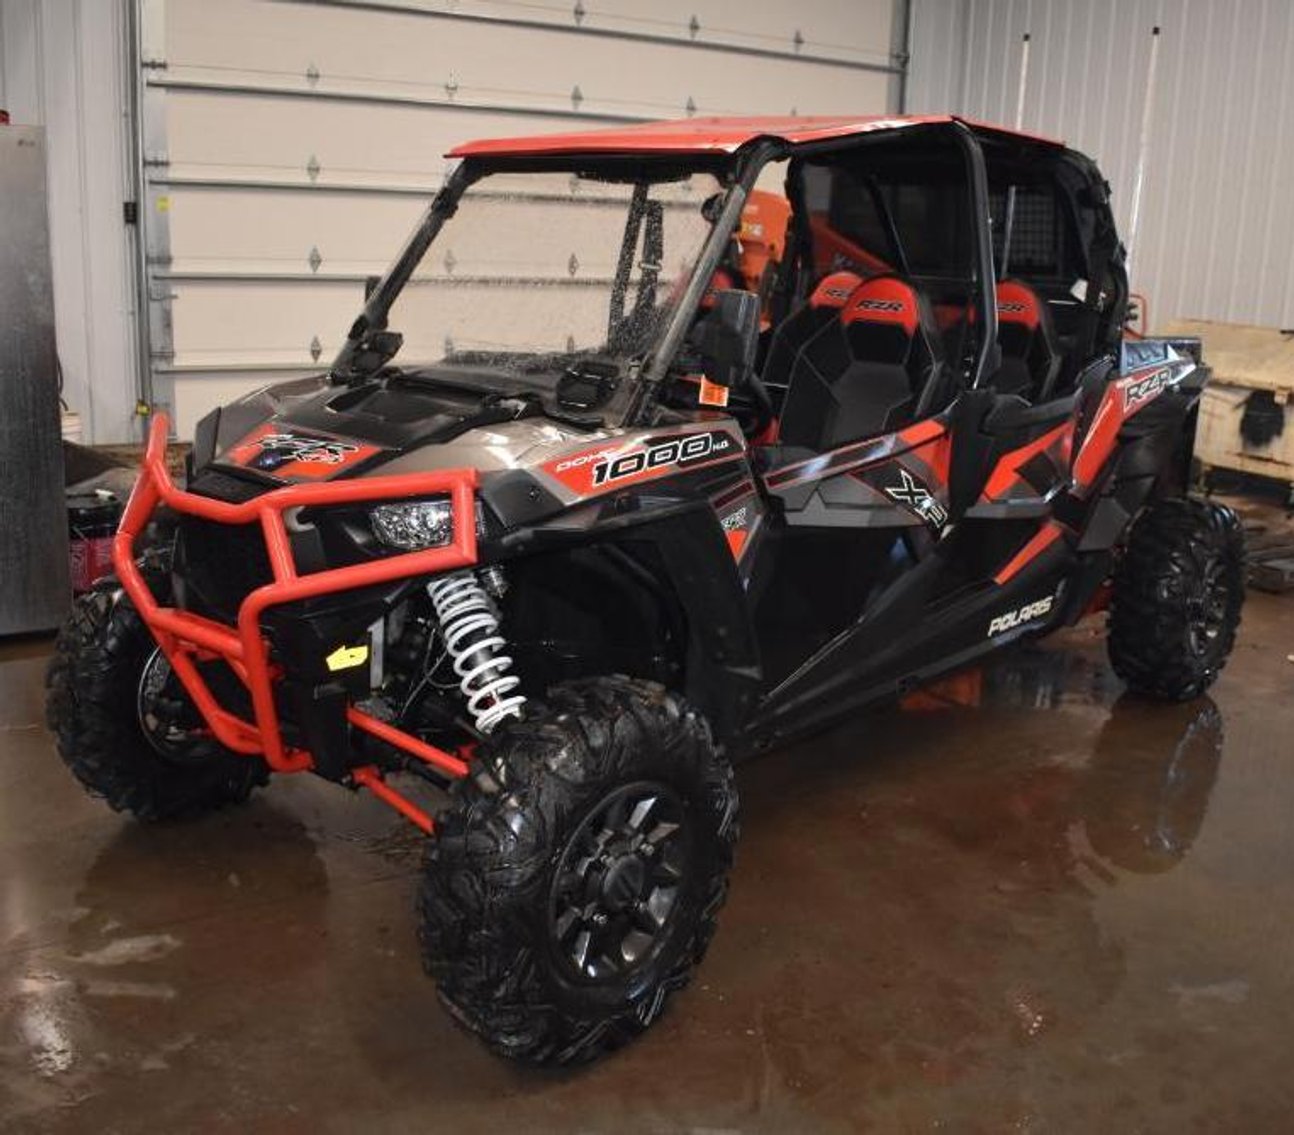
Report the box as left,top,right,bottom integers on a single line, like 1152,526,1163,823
113,413,478,833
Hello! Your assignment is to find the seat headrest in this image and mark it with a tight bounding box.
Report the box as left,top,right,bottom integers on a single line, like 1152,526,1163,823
808,270,864,310
996,279,1046,330
840,275,922,337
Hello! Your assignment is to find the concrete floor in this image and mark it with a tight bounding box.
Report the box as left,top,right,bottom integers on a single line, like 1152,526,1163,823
3,590,1293,1132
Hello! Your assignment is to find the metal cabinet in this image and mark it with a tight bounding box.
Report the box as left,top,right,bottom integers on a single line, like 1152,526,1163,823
0,126,71,632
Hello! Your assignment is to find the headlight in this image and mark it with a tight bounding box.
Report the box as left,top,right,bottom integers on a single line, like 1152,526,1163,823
369,498,454,549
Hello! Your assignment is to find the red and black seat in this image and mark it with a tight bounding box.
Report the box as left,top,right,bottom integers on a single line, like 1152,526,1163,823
760,269,864,400
767,274,947,451
993,278,1060,402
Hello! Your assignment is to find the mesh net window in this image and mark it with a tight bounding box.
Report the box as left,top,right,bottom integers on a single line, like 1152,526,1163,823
990,186,1067,278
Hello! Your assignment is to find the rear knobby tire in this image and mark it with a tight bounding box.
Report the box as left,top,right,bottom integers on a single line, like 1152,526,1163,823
1107,497,1245,701
45,578,268,820
418,676,738,1065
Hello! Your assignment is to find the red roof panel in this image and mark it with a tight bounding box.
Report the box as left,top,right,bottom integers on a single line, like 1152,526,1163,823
447,114,1063,159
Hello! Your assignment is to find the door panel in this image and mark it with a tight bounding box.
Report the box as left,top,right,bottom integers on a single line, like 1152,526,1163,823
749,415,953,688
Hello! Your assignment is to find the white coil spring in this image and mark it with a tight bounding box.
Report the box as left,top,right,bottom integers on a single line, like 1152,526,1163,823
426,571,526,733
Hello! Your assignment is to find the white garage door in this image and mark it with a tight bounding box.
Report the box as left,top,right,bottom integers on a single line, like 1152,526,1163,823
138,0,903,437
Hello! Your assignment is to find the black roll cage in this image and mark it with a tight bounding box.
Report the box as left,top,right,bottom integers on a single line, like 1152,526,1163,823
329,123,1003,422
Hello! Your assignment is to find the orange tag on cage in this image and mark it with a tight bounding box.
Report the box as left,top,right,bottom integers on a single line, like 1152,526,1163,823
697,377,730,407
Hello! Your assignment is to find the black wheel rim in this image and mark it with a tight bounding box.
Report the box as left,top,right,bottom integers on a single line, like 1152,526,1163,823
548,781,692,983
136,647,210,759
1185,552,1229,658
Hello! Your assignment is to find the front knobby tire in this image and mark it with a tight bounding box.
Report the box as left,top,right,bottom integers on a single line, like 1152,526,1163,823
45,578,268,820
418,676,738,1065
1108,497,1245,701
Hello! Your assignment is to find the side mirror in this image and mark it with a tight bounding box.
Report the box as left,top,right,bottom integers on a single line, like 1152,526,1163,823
696,289,760,389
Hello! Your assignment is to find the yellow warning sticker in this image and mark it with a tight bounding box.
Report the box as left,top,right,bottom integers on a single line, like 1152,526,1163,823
326,643,369,672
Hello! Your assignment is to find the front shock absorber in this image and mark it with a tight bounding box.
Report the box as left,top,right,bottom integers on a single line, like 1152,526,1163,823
426,570,526,734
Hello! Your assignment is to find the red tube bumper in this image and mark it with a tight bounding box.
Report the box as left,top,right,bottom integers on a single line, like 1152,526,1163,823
112,413,476,827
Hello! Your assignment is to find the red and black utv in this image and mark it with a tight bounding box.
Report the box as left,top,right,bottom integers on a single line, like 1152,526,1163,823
47,115,1244,1064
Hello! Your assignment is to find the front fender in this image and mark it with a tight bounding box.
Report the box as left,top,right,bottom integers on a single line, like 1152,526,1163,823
499,500,762,745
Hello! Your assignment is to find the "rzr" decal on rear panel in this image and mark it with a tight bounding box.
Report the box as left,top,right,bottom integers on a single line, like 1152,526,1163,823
1123,366,1176,411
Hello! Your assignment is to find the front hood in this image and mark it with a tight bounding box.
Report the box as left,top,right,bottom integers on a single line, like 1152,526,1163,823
196,373,746,524
205,372,617,484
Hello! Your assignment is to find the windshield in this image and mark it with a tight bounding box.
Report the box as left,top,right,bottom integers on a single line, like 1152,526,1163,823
381,168,725,379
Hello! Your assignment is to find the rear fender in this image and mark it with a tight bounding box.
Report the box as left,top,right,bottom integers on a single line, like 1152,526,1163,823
1064,390,1195,576
1058,426,1179,625
1071,343,1202,497
1056,398,1200,630
1053,344,1205,621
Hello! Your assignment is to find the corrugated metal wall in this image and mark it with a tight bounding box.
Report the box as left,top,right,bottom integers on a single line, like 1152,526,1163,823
907,0,1294,335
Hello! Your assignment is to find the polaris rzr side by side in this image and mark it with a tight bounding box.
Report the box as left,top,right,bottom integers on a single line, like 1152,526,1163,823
47,115,1245,1065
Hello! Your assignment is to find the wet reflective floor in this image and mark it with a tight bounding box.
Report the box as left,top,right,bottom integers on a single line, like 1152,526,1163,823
3,592,1294,1132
